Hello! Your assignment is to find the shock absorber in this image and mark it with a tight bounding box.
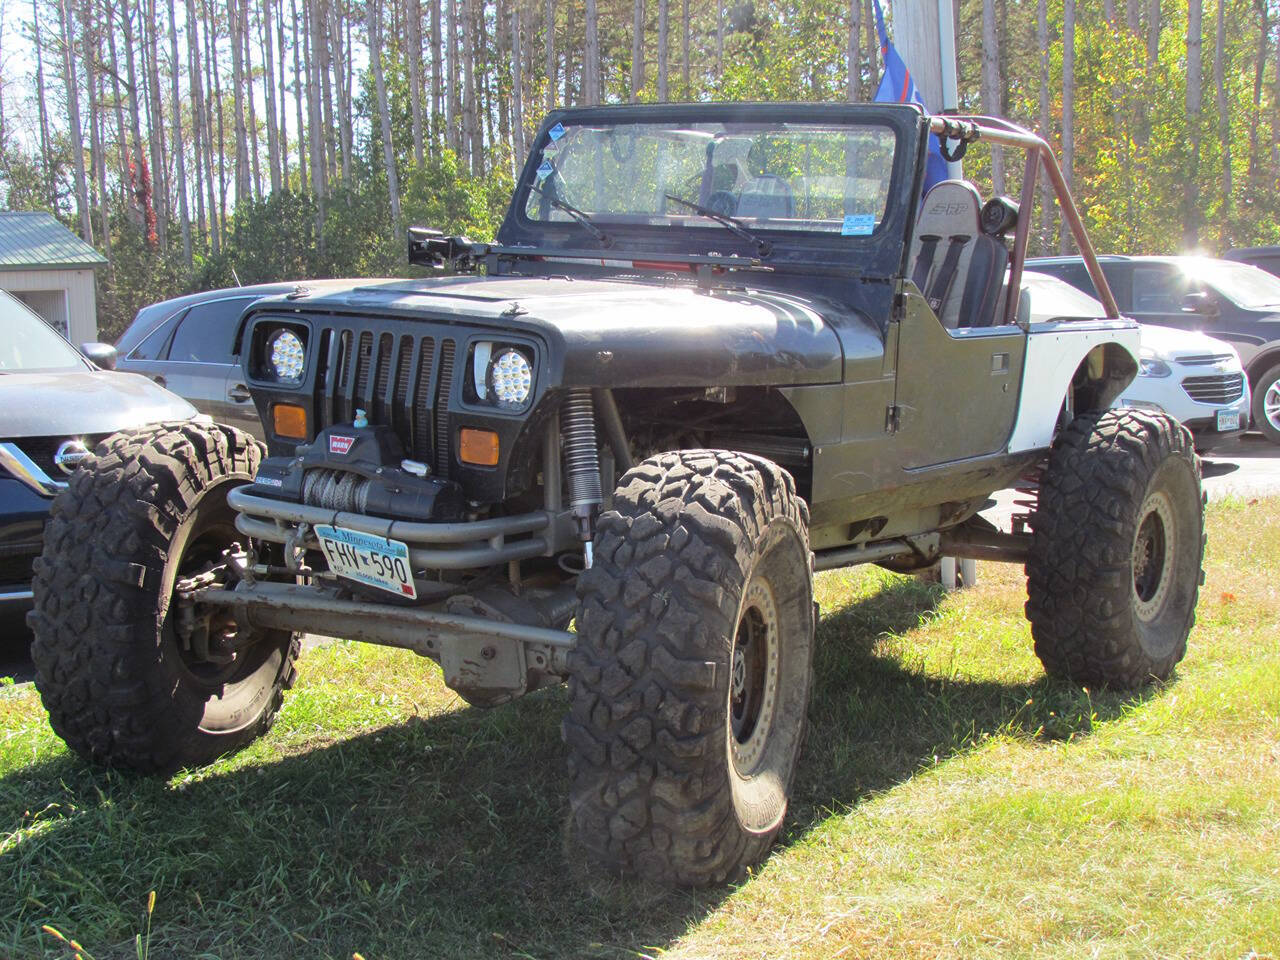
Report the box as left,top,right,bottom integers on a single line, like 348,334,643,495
560,388,603,566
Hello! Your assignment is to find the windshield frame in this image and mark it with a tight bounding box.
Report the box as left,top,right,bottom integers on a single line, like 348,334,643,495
0,290,92,373
497,102,925,280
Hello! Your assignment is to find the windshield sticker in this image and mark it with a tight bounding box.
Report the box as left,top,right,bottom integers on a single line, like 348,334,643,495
842,214,875,236
536,159,554,182
548,122,566,141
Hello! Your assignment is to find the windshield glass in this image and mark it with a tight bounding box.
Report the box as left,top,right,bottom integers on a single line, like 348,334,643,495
0,291,87,372
523,120,897,237
1194,259,1280,310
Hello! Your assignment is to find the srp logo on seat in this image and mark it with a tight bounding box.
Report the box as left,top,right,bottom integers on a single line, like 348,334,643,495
328,435,356,456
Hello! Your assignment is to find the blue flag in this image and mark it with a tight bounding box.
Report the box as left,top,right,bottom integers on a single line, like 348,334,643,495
871,0,949,193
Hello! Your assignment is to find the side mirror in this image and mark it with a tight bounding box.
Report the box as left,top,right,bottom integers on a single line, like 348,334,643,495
1181,291,1219,318
81,342,118,370
407,226,480,271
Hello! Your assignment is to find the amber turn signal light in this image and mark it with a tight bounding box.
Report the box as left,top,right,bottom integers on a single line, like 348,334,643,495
458,428,500,466
272,403,308,440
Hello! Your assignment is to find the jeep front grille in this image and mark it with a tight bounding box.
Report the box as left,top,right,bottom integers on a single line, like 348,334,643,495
314,325,454,468
1181,372,1244,405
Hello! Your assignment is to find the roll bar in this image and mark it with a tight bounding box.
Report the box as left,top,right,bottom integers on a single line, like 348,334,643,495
927,115,1121,324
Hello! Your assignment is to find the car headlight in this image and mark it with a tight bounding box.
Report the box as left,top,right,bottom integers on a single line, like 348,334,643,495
267,329,306,382
472,342,534,407
1138,356,1172,378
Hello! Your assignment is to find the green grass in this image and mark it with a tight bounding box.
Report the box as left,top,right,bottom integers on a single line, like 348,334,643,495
2,499,1277,959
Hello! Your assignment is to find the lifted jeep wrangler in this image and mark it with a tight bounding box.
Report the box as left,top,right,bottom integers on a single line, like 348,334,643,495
30,103,1204,887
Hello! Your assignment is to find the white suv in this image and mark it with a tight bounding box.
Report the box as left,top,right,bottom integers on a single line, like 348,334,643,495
1020,272,1250,452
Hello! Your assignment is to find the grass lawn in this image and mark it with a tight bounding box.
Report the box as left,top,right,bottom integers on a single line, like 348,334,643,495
1,498,1277,959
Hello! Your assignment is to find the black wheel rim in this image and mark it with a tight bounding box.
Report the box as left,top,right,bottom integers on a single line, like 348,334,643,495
1132,490,1175,622
729,575,780,775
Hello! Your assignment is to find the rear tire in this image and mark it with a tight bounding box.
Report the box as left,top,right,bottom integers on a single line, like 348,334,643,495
1026,409,1204,689
1251,362,1280,444
565,451,815,887
28,422,299,773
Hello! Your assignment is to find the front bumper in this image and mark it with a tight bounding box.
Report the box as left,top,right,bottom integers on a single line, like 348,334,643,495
0,478,54,605
1116,371,1251,451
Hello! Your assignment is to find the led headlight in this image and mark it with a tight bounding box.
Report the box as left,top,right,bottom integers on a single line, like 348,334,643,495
491,348,533,406
268,329,305,382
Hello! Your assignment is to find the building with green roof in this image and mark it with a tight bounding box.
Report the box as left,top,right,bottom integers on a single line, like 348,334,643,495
0,211,108,345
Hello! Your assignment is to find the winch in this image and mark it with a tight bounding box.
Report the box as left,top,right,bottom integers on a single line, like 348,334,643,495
251,418,465,523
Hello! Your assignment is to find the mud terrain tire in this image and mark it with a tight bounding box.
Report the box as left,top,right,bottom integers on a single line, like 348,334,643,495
1026,409,1204,689
28,422,299,773
566,450,815,887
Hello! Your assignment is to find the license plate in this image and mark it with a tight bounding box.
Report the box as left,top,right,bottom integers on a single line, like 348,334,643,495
1216,409,1241,432
315,524,416,599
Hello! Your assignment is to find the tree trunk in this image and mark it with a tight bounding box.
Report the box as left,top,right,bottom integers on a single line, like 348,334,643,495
462,0,479,173
367,0,402,226
563,0,574,104
58,0,93,242
228,0,251,204
681,0,689,97
104,0,138,226
168,0,193,264
1126,0,1139,31
407,0,424,165
292,0,307,193
511,3,525,160
431,0,442,136
202,0,224,252
276,0,289,183
446,0,458,151
1146,0,1161,64
144,0,169,245
716,0,724,79
1214,0,1230,245
631,0,644,101
1059,0,1074,254
981,0,1004,194
585,0,599,104
657,0,668,100
1184,0,1202,248
32,0,56,210
1247,0,1268,179
83,4,111,263
847,0,861,102
260,0,282,193
545,0,555,110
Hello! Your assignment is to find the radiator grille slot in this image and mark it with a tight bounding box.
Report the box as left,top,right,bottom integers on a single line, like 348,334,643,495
435,340,456,479
1181,372,1244,405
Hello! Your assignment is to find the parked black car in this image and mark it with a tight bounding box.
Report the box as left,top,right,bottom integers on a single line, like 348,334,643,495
1224,246,1280,279
1028,254,1280,443
0,290,196,608
116,280,382,438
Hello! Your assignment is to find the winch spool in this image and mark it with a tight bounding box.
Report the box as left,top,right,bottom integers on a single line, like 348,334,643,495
302,468,371,513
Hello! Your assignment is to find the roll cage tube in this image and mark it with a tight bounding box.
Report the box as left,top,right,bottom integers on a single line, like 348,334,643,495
927,114,1121,325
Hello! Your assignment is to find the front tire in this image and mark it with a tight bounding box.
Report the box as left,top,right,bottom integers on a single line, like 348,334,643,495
1026,409,1204,689
1251,362,1280,444
565,451,815,887
28,422,299,773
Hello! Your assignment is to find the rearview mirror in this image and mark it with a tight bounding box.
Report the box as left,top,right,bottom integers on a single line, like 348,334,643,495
81,342,118,370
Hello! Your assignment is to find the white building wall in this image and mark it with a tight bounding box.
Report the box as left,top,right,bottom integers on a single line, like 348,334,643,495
0,268,99,344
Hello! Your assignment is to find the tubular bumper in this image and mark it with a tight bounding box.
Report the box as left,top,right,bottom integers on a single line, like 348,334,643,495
228,485,576,570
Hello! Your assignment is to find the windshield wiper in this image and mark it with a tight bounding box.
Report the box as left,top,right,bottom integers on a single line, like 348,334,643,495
529,184,612,248
664,194,773,258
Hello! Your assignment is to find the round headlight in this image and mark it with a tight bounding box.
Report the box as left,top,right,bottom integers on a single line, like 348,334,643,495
490,349,533,406
268,329,305,382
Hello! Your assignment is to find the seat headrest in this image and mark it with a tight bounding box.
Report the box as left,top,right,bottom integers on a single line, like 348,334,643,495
916,180,983,238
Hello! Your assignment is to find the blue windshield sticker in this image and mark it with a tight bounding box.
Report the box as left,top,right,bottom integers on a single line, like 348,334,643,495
548,122,566,141
536,159,553,181
842,214,875,236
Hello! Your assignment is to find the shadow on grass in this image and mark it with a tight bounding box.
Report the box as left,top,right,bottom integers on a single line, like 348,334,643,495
0,577,1154,960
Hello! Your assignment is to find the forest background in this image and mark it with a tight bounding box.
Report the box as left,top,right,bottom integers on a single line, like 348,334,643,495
0,0,1276,340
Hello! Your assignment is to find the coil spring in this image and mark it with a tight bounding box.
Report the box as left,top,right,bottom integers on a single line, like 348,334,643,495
302,469,371,513
1011,462,1045,535
561,389,602,511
